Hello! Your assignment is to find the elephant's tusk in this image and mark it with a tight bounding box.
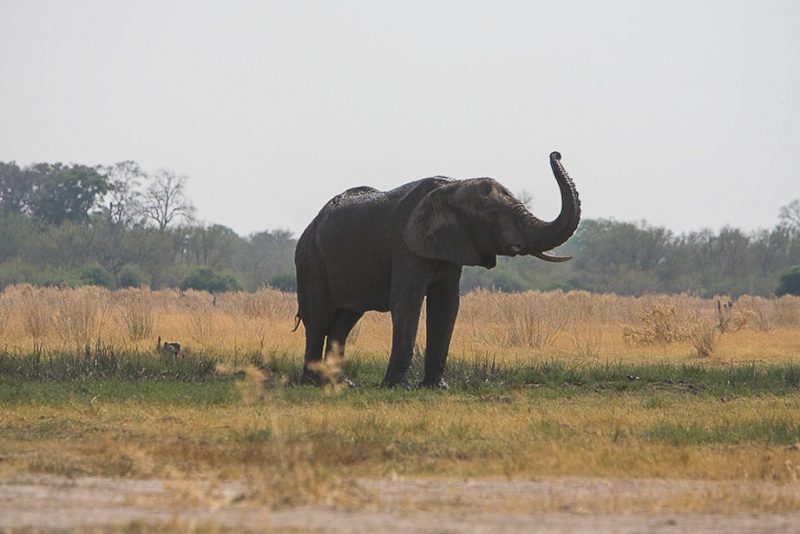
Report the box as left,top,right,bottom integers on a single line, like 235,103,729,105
534,252,573,263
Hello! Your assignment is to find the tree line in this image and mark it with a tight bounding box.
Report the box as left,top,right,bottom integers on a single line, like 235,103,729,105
0,161,294,292
463,205,800,298
1,159,799,297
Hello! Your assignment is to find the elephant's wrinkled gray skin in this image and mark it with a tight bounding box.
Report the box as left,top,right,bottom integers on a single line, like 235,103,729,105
295,152,581,388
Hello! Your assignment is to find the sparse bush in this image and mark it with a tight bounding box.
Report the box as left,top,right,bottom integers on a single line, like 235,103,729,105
737,296,776,332
714,299,751,333
622,298,691,345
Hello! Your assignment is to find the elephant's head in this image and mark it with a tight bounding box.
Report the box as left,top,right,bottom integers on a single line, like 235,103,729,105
403,151,581,268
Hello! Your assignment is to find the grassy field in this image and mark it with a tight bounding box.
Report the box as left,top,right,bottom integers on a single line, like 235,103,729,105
2,286,800,512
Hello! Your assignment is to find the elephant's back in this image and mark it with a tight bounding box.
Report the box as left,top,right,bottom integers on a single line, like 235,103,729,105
328,186,381,207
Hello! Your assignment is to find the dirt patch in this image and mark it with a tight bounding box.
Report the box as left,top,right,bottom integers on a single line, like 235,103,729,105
2,475,799,533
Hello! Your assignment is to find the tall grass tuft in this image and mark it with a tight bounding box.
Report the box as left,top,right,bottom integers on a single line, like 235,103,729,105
0,296,9,338
688,313,722,357
14,285,55,348
52,286,112,350
118,288,155,341
499,291,569,349
189,301,214,343
566,291,604,358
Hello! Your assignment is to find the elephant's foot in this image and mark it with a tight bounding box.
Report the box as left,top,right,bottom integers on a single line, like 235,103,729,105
381,379,412,391
300,368,322,386
421,377,450,390
382,367,412,390
300,368,357,388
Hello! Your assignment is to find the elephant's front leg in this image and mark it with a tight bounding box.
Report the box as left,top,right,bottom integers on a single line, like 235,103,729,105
422,271,461,388
382,282,427,388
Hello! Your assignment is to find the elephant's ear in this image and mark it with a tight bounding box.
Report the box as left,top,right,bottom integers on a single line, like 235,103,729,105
403,184,485,266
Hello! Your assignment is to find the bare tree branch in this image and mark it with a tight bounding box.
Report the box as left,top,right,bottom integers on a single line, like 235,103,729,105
143,170,195,230
101,161,146,227
779,199,800,231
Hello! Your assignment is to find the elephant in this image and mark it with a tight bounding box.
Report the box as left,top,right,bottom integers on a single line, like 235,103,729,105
294,151,581,388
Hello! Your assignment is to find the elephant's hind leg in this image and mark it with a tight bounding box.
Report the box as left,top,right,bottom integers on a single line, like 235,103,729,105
323,309,363,386
301,329,326,385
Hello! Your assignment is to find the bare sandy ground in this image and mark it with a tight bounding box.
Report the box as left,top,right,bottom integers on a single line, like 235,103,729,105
2,475,800,533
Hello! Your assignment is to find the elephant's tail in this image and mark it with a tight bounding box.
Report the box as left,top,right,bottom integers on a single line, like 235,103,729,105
292,314,302,332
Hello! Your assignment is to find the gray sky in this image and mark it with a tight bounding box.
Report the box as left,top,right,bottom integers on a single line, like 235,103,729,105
1,1,798,237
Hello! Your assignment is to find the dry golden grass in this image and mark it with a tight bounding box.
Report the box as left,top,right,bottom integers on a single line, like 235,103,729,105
1,285,799,365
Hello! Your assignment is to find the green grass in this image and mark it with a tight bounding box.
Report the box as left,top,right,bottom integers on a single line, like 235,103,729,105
648,417,800,446
3,348,800,398
3,361,800,488
0,378,239,407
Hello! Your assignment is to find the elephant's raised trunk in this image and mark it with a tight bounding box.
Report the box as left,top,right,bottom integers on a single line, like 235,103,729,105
519,151,581,262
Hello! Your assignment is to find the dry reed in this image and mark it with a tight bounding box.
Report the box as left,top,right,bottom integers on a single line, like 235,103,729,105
0,285,799,365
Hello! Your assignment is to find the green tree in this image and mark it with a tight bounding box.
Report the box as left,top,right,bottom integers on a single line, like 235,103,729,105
30,163,109,225
179,266,243,293
0,161,34,214
567,219,671,295
88,217,138,285
22,222,89,269
0,212,37,262
183,224,242,269
461,260,531,293
236,229,296,291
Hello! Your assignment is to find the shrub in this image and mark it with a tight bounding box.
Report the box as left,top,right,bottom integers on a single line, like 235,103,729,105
776,266,800,297
179,266,243,293
268,273,297,292
38,264,112,288
79,264,113,288
117,264,150,289
622,298,689,345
